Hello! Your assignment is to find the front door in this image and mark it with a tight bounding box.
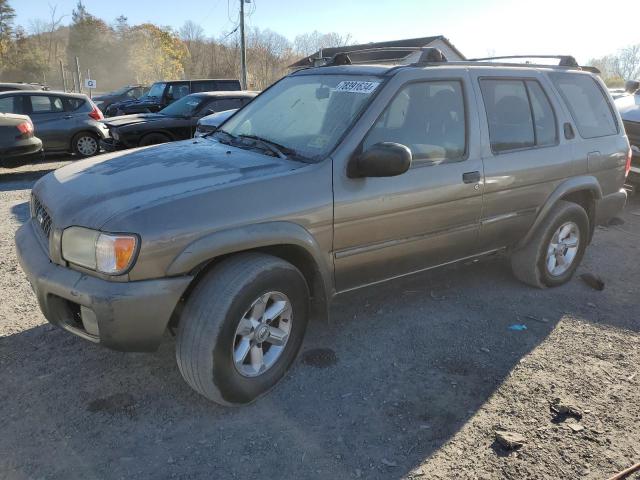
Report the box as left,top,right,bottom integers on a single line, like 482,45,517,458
333,74,485,292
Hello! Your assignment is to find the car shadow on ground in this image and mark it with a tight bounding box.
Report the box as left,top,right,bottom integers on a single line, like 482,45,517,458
3,243,637,480
2,195,638,480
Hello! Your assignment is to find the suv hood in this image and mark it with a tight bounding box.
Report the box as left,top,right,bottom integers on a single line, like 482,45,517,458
33,139,304,230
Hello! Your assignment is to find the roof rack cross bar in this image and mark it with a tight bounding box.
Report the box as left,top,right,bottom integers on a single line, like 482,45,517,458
469,55,579,67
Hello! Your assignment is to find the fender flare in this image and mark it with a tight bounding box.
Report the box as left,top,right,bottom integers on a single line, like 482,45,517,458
516,176,602,249
166,221,334,305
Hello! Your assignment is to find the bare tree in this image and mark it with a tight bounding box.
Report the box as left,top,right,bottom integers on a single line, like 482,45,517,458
614,44,640,80
293,30,353,56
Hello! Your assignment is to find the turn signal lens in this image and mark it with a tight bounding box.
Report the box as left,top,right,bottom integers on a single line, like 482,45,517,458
96,234,138,274
625,147,632,178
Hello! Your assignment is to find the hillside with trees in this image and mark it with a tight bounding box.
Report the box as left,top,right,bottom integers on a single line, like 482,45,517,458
0,0,352,91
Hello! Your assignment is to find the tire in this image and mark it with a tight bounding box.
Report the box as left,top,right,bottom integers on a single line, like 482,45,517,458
511,200,589,288
71,132,99,158
176,253,310,405
139,133,170,147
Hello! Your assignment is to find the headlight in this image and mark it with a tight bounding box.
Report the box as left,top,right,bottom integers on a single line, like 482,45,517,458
61,227,138,275
112,129,120,141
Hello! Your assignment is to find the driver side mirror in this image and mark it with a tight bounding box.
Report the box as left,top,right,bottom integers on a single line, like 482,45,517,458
347,142,412,178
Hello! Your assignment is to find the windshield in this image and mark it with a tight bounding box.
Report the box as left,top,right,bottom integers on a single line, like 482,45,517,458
146,82,166,98
160,95,205,116
219,74,382,161
107,86,131,96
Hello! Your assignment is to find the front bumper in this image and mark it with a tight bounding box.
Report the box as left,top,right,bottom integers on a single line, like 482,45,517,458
595,189,628,225
100,137,126,152
15,220,192,352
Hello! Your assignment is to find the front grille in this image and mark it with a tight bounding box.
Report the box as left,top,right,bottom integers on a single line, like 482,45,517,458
31,195,53,239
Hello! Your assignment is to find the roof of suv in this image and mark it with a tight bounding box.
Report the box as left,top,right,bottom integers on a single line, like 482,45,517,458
192,91,259,98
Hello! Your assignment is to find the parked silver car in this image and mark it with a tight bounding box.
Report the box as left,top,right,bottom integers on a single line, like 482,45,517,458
0,91,106,157
16,49,630,405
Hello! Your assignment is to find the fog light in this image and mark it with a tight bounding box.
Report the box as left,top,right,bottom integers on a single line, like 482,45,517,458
80,306,100,337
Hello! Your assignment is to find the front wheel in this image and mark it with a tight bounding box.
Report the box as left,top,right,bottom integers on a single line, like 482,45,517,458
176,253,310,405
72,132,99,158
511,200,589,288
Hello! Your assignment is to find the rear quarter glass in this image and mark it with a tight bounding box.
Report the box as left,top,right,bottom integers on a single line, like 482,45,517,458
550,72,618,139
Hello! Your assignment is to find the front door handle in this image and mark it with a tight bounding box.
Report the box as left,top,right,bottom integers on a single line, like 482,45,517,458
462,171,481,184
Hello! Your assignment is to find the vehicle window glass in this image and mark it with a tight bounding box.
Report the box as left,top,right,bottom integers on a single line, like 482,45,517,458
222,74,379,161
63,97,86,111
30,96,63,113
480,79,534,152
526,80,557,146
146,82,166,98
550,73,617,138
167,83,190,100
363,80,466,163
214,98,243,111
192,82,215,93
0,96,17,113
125,89,137,98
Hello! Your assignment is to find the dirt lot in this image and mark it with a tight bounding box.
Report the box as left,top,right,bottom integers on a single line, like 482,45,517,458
1,159,639,480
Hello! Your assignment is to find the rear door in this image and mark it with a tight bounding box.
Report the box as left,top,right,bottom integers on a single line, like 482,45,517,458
471,72,573,250
26,95,68,151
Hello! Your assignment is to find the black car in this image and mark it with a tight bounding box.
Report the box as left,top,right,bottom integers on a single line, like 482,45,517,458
104,79,242,117
0,91,107,157
614,80,640,182
0,113,43,167
92,85,148,113
101,91,256,151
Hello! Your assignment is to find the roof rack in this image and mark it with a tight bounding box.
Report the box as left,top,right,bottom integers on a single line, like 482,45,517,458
319,48,600,74
469,55,579,67
321,46,448,67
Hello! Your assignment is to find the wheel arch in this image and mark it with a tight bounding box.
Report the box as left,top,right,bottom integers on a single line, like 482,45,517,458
69,129,100,152
517,176,602,249
167,222,334,323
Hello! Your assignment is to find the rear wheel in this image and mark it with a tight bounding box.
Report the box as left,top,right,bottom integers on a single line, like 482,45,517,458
72,132,99,158
176,253,310,405
139,132,171,147
511,200,589,288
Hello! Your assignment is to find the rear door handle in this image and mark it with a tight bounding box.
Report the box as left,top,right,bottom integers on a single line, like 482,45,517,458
462,171,481,184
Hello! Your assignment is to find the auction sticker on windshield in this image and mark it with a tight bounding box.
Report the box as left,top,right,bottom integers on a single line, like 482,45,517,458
335,81,380,94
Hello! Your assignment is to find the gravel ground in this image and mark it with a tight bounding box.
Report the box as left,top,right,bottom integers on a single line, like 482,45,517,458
1,161,639,480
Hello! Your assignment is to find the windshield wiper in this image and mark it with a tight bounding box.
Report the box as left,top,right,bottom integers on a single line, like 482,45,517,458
238,134,289,159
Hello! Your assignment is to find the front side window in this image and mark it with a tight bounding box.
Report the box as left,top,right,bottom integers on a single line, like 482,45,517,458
146,82,166,99
220,74,381,161
550,72,617,138
166,83,189,101
363,80,467,163
480,78,557,153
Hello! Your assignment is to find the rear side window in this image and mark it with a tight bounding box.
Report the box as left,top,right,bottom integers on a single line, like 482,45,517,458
213,98,243,111
480,79,557,153
363,80,467,164
29,96,64,113
191,81,214,93
550,73,617,138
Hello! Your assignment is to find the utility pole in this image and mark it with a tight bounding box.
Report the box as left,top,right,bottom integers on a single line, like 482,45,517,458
75,56,82,93
239,0,247,90
59,59,67,92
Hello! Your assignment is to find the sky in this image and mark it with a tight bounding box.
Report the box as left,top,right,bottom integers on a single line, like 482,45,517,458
10,0,638,64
